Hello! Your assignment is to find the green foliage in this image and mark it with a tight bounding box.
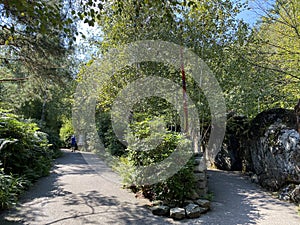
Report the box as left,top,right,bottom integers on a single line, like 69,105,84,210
1,0,65,35
92,0,263,120
0,71,75,154
112,156,135,186
0,110,53,182
0,0,76,125
0,110,60,209
40,126,63,158
0,168,28,210
87,0,251,205
203,191,214,201
151,158,195,206
120,117,196,206
95,111,126,156
59,117,74,147
246,0,300,109
126,118,180,166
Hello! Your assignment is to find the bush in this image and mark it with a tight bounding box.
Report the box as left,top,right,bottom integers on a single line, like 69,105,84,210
120,117,196,206
0,110,58,209
0,110,59,209
96,111,126,156
39,126,63,158
59,117,74,148
0,168,28,209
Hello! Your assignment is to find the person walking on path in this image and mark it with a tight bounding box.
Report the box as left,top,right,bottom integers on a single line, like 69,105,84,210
70,134,77,152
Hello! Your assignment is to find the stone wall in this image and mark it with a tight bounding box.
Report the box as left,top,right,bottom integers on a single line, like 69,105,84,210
151,153,210,220
191,153,208,199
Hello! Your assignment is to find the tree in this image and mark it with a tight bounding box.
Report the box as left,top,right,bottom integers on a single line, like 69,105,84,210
245,0,300,108
79,0,257,202
96,1,245,96
0,0,78,146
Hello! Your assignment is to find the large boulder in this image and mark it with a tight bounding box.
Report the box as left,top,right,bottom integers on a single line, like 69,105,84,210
279,184,300,203
214,114,249,171
247,108,299,191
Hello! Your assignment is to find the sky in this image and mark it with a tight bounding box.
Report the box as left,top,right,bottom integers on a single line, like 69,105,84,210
237,0,276,26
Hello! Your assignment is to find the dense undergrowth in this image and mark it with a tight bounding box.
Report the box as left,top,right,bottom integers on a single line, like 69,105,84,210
0,110,61,210
99,112,196,206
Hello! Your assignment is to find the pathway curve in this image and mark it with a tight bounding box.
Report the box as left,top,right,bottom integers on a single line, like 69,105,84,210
0,150,299,225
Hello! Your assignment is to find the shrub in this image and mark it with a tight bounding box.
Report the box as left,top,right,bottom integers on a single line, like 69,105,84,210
0,110,58,209
59,117,74,148
39,126,63,158
120,117,196,206
0,168,28,209
0,110,53,182
95,111,126,156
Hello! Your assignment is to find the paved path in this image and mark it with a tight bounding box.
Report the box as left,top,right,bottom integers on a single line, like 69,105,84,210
1,150,299,225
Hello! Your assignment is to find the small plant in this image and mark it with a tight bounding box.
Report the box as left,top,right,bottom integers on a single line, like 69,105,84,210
0,168,28,209
203,191,214,201
112,156,135,186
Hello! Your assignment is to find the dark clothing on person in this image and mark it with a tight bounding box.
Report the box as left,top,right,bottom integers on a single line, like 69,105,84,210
71,135,77,152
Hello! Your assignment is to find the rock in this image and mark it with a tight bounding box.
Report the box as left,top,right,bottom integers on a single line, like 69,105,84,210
196,187,208,197
199,207,209,214
194,156,206,171
290,185,300,203
279,184,300,203
169,207,186,220
195,180,207,189
250,174,259,184
192,155,208,200
183,200,194,206
214,114,249,171
185,203,201,218
194,199,211,210
151,205,170,216
247,108,300,191
151,200,163,206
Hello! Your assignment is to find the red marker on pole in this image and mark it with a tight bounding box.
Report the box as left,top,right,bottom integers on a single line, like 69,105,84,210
180,46,188,133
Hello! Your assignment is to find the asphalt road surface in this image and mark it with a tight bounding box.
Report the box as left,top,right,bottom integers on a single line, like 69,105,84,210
1,150,299,225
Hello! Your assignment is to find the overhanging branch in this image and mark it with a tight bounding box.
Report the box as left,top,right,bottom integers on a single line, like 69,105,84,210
0,78,28,82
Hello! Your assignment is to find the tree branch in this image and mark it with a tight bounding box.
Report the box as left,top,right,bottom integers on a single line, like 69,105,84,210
241,55,300,81
0,78,28,82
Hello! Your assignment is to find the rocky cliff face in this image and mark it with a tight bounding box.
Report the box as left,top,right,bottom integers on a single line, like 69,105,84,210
247,108,299,191
251,123,300,189
214,114,249,171
213,108,300,203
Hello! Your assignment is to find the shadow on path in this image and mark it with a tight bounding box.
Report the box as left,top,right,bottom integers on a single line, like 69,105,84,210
0,150,299,225
0,150,175,225
191,170,299,225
